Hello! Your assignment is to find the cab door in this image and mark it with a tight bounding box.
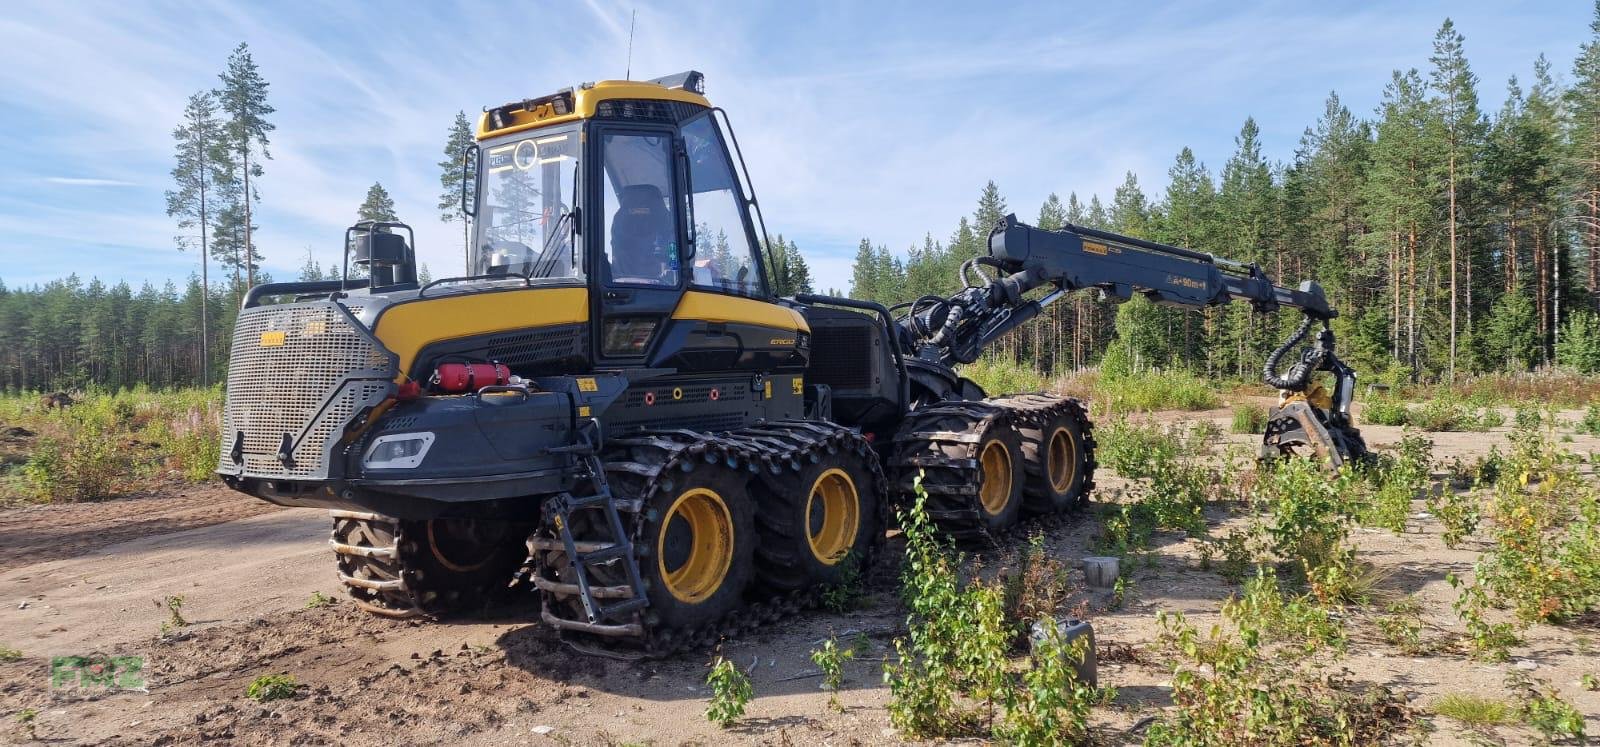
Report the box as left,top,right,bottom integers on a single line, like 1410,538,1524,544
590,126,687,364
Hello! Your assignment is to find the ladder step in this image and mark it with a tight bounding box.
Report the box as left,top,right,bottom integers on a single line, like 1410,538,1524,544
892,456,977,469
540,608,644,638
527,537,618,554
899,431,986,443
532,576,637,599
328,509,389,523
576,545,630,564
338,573,406,592
328,540,395,560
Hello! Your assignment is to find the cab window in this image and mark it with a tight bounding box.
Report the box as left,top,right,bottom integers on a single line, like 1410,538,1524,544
682,116,763,296
601,132,680,287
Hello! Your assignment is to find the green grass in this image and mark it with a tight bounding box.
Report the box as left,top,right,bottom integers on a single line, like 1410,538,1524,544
1230,403,1267,434
1095,369,1221,414
1432,693,1515,726
959,356,1054,396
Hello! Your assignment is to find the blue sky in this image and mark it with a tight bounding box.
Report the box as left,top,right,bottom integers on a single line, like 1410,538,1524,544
0,1,1590,294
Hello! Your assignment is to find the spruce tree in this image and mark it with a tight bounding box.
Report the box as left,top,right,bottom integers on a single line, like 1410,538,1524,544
215,42,275,290
359,182,399,223
1037,193,1066,231
438,110,476,274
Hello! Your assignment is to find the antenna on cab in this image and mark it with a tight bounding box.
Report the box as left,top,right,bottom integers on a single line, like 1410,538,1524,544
625,9,636,80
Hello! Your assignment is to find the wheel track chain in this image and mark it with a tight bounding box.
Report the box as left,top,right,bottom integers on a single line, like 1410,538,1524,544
887,395,1097,547
534,421,889,658
989,394,1098,509
328,509,429,618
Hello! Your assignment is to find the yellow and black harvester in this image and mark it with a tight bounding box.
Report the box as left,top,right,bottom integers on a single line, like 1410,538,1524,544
218,71,1364,655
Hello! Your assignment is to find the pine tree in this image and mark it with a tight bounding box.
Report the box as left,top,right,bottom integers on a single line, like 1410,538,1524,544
438,110,475,274
358,182,399,223
1366,69,1437,375
164,90,224,386
215,42,275,290
1428,18,1486,379
849,238,878,300
1568,2,1600,313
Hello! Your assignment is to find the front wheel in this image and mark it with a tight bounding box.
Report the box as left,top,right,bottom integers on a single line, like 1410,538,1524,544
637,462,755,630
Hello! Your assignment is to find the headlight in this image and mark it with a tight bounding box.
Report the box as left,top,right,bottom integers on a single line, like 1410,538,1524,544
363,433,435,469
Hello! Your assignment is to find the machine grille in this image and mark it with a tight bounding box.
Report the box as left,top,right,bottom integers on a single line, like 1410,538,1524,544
219,303,393,479
807,326,874,390
487,326,584,368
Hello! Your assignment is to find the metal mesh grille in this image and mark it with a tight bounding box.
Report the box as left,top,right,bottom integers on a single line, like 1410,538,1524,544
219,303,392,479
808,326,874,390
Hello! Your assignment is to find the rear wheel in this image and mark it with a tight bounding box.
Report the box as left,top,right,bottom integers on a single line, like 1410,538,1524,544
892,401,1026,540
755,450,880,591
1017,401,1095,513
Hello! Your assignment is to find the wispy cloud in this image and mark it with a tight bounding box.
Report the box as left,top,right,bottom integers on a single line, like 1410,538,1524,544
0,0,1589,291
44,177,139,187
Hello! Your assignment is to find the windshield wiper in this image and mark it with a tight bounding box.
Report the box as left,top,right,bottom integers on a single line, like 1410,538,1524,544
525,210,574,280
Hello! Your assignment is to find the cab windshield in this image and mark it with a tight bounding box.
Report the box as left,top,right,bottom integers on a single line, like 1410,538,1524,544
473,127,582,280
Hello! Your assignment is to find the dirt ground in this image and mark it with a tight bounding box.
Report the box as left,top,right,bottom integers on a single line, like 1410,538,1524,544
2,400,1599,745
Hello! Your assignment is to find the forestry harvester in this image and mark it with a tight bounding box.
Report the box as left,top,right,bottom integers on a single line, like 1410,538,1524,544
217,71,1365,655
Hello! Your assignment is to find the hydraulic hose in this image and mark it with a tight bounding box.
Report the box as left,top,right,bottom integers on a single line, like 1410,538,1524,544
1262,316,1321,391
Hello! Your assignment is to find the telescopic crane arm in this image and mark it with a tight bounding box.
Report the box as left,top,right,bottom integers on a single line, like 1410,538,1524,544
898,214,1354,421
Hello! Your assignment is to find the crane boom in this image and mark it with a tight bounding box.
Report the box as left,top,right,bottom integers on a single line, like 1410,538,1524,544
988,214,1333,319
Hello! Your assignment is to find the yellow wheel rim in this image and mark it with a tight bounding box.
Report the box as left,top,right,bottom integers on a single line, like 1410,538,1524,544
804,468,860,565
657,488,735,604
978,440,1013,516
1047,427,1077,494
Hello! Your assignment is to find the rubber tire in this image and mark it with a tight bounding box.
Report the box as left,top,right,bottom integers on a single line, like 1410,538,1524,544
754,450,880,592
1019,411,1091,514
972,426,1026,534
638,461,756,631
398,518,529,613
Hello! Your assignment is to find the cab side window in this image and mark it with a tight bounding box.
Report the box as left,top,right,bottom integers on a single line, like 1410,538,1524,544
601,132,680,287
682,116,762,296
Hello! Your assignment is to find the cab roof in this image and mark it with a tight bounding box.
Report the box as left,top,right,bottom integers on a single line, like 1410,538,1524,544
477,71,710,140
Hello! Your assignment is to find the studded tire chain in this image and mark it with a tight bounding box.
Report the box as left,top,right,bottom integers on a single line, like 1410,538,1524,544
328,510,430,618
886,394,1098,548
534,420,892,659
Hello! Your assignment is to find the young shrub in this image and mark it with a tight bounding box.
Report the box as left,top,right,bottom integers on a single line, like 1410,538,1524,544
165,403,221,483
1145,611,1410,746
21,413,126,502
1376,598,1428,655
810,637,854,712
1578,405,1600,436
884,477,1010,738
1361,398,1409,426
1512,673,1587,743
1447,572,1520,662
704,655,753,727
1002,534,1072,639
819,551,864,613
993,624,1094,745
1223,567,1346,656
1230,403,1268,434
304,591,335,609
245,674,298,702
157,594,188,637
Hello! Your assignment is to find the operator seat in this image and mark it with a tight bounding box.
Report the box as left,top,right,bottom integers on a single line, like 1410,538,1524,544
609,184,674,283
